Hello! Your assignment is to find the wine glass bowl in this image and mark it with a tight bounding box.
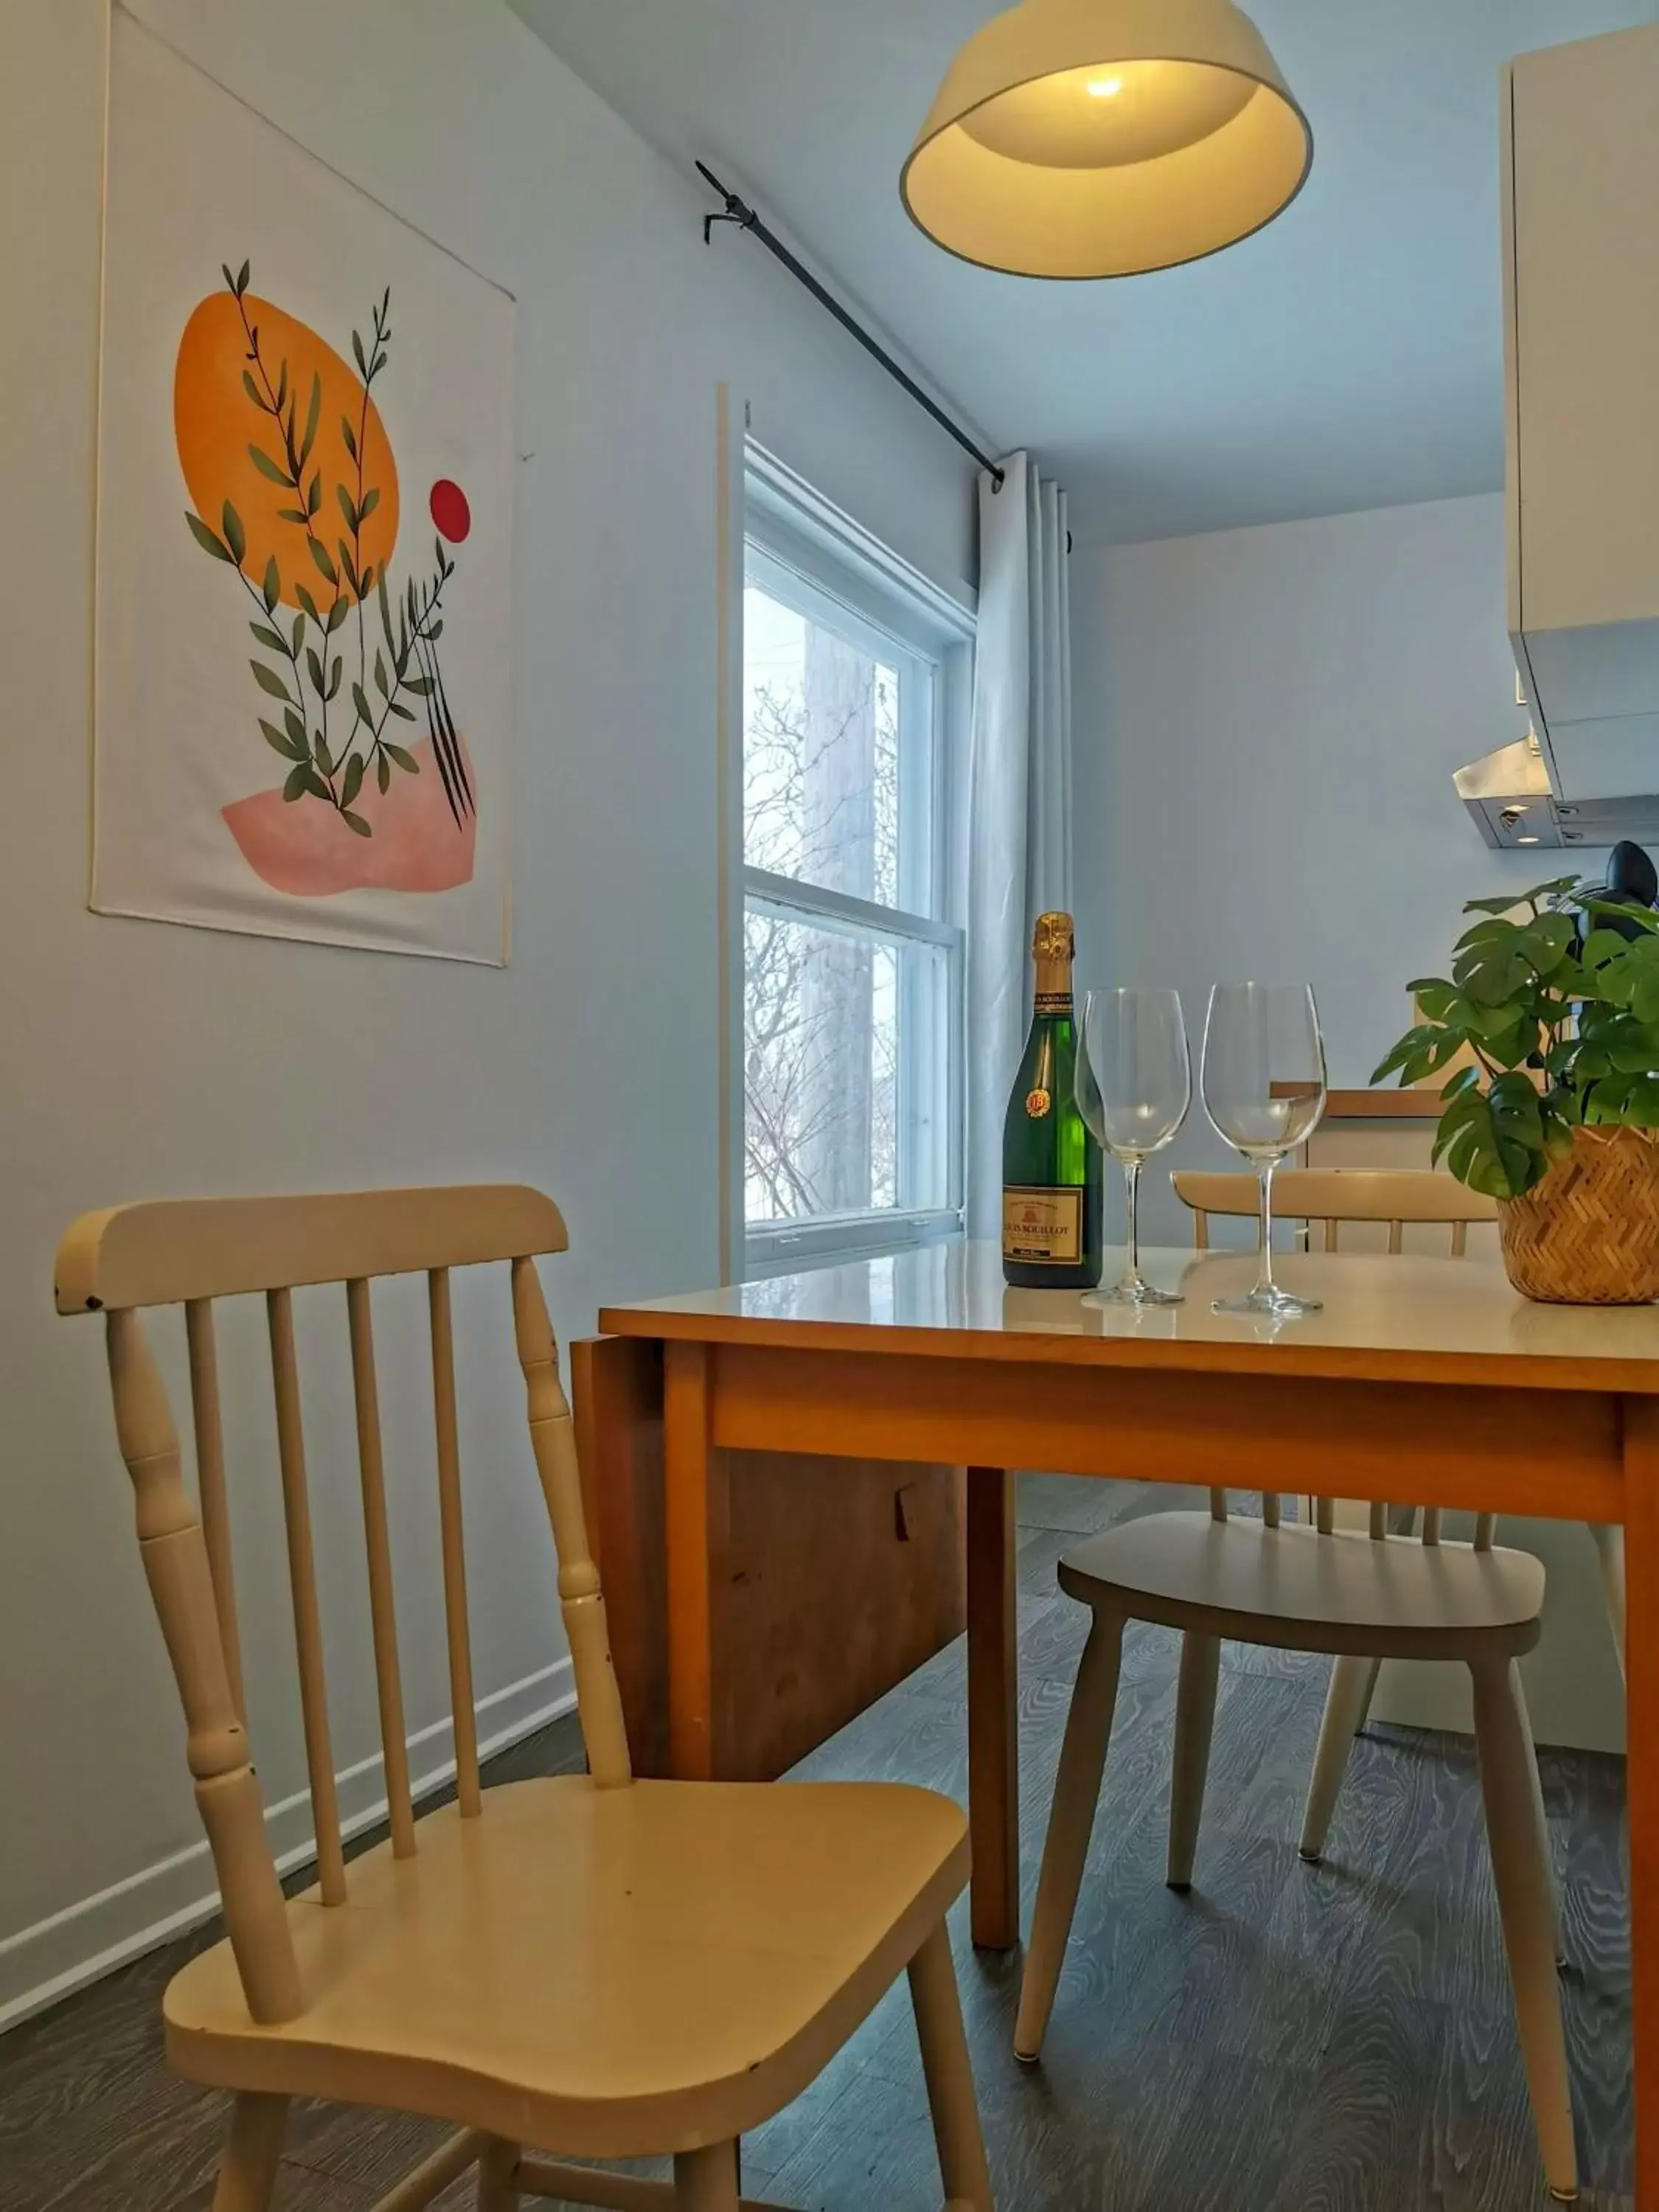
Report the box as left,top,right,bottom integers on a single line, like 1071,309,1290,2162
1200,984,1328,1318
1075,988,1192,1307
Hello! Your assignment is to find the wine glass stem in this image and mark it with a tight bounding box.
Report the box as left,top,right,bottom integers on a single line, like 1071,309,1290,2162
1255,1160,1279,1298
1123,1159,1144,1288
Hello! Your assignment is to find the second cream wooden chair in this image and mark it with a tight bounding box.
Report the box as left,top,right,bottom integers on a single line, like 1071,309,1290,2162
1175,1167,1627,1845
56,1187,995,2212
1180,1166,1503,1857
1012,1169,1578,2202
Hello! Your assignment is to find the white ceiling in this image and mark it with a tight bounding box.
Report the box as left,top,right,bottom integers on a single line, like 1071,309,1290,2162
509,0,1656,543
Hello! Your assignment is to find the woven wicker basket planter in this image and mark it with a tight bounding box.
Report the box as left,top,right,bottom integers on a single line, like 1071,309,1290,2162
1498,1124,1659,1304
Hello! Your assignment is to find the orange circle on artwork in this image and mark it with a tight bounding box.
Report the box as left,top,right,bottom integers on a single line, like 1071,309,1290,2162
174,292,400,613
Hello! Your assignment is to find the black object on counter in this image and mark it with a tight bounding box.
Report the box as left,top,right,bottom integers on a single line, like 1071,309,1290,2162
1590,839,1659,943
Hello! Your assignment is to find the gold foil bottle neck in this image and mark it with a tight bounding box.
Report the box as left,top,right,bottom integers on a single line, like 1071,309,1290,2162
1032,911,1074,963
1032,910,1075,1009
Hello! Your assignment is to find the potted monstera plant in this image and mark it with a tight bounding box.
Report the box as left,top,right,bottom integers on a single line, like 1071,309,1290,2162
1373,875,1659,1303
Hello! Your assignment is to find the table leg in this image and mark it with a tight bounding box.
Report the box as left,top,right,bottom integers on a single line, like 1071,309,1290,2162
966,1466,1018,1950
665,1341,728,1780
1625,1398,1659,2206
571,1336,669,1775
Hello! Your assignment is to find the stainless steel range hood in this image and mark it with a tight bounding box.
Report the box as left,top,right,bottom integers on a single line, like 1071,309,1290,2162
1456,729,1659,851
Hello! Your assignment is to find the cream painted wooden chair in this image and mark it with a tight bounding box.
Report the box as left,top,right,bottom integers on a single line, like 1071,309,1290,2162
1013,1169,1579,2202
1178,1166,1498,1259
1177,1168,1627,1817
56,1188,994,2212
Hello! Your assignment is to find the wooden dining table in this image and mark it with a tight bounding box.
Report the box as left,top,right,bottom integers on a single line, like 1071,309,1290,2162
582,1239,1653,2197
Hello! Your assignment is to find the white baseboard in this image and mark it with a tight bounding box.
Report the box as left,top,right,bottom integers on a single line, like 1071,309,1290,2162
0,1657,576,2037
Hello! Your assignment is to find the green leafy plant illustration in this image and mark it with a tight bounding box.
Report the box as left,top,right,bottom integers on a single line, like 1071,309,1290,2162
181,260,473,838
1372,874,1659,1196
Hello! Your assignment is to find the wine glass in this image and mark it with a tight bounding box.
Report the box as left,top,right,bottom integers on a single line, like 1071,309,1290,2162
1200,984,1328,1317
1076,989,1192,1306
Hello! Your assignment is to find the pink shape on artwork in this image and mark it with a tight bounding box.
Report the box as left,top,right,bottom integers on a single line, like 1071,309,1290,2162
222,735,478,897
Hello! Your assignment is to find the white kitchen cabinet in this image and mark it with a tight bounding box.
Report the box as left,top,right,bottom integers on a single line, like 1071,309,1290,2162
1506,24,1659,795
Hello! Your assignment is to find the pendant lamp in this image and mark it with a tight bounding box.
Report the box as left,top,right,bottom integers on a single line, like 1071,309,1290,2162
902,0,1312,279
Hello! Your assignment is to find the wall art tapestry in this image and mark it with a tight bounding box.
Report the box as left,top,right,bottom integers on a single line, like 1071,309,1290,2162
94,8,515,962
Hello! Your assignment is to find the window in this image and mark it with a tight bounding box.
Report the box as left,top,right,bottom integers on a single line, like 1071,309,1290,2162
738,454,972,1273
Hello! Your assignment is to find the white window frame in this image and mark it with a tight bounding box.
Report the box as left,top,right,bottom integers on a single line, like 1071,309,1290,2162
729,442,975,1279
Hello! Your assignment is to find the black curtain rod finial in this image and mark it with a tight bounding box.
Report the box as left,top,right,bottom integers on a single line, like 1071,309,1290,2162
694,157,1006,489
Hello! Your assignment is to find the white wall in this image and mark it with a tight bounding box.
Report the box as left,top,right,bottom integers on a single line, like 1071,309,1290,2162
0,0,975,2025
1071,493,1565,1250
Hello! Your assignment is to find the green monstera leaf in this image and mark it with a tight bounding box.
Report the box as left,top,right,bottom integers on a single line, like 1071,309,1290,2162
1374,877,1659,1197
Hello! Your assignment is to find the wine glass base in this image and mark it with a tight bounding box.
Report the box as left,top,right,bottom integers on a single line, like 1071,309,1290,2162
1211,1285,1324,1319
1085,1279,1185,1310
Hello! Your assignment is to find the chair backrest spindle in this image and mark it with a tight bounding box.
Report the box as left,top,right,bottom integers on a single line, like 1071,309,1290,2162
347,1277,416,1859
428,1266,481,1818
267,1286,347,1905
512,1256,631,1787
106,1307,302,2021
185,1297,246,1728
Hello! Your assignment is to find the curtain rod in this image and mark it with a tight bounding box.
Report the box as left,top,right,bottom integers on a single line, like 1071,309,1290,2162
696,160,1006,490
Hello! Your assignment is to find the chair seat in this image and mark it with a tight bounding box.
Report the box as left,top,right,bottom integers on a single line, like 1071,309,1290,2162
1058,1514,1546,1661
164,1775,968,2160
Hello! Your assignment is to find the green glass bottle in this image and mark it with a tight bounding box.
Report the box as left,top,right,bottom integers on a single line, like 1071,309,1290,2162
1001,911,1104,1290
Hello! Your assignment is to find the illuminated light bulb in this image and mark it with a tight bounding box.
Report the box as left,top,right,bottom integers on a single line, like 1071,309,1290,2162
1088,76,1124,96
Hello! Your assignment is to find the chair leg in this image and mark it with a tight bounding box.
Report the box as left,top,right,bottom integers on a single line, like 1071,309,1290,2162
1470,1660,1579,2203
1509,1663,1568,1969
212,2093,289,2212
674,2140,740,2211
476,2138,520,2210
1166,1630,1221,1891
909,1919,995,2211
1298,1655,1381,1863
1014,1610,1124,2063
1588,1522,1627,1682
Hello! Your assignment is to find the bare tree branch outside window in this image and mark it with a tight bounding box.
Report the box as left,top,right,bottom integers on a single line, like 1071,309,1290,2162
742,586,903,1224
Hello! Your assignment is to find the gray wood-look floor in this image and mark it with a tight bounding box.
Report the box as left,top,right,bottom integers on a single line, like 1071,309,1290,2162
0,1477,1632,2212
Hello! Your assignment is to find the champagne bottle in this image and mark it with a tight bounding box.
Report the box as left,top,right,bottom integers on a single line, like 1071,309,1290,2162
1001,911,1104,1290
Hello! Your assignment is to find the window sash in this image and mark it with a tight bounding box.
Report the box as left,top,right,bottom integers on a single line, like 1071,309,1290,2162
737,445,973,1272
741,870,964,1247
743,866,956,952
745,1203,964,1277
743,543,938,920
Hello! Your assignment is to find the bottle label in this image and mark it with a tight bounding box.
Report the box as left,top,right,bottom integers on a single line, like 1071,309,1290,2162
1003,1186,1083,1265
1033,992,1074,1017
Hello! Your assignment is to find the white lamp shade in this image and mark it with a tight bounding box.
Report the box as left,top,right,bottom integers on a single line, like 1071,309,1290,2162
902,0,1312,279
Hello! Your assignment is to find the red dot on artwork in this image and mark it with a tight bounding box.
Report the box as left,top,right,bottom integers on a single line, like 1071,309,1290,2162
430,479,471,543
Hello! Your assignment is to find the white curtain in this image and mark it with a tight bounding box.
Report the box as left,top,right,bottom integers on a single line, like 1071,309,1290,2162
961,452,1074,1237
